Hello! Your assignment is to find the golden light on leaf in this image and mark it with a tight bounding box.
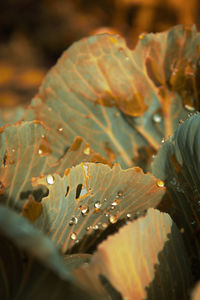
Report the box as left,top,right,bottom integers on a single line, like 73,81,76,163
75,208,191,299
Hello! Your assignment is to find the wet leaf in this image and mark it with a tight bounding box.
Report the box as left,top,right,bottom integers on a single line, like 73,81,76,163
152,113,200,279
0,205,92,300
22,25,200,170
74,208,192,300
0,121,109,214
33,162,165,253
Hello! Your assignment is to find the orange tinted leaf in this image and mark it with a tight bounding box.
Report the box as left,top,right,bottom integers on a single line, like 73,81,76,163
191,282,200,300
75,208,192,300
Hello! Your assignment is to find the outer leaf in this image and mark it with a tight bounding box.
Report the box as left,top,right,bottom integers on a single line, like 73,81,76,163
74,208,192,300
33,162,165,253
23,25,200,169
191,282,200,300
0,206,92,300
152,113,200,279
0,121,109,214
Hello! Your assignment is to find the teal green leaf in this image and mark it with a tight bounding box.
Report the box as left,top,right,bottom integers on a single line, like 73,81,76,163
33,162,165,253
22,25,200,170
0,205,92,300
74,208,192,300
0,107,24,128
152,113,200,279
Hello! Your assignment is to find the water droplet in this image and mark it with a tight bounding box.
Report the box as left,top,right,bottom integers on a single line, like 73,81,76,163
184,104,195,112
112,199,119,206
81,205,89,216
86,226,92,231
11,148,16,153
102,223,108,229
38,142,51,156
110,206,115,210
180,228,184,233
161,138,165,143
93,224,99,230
46,175,55,185
70,232,77,240
117,191,123,197
125,56,130,61
153,113,162,123
127,213,131,219
69,216,78,225
156,180,164,187
115,112,120,117
38,149,43,155
109,215,118,224
94,201,101,209
84,146,90,155
57,127,64,133
191,220,196,225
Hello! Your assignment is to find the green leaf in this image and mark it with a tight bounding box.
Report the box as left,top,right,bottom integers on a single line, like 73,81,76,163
22,25,200,170
0,205,92,300
0,107,24,128
0,121,109,214
74,208,192,300
33,162,165,253
152,113,200,279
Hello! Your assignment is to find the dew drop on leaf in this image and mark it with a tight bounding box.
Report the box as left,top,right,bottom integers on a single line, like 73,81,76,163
112,199,119,206
102,223,108,229
109,215,118,224
127,213,131,219
57,127,64,133
94,201,101,209
117,190,123,197
93,225,99,230
81,205,89,216
46,175,55,185
69,216,78,226
156,180,165,188
153,113,162,123
70,232,77,241
184,104,195,112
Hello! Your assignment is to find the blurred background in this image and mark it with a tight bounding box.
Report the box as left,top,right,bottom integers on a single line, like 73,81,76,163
0,0,200,109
